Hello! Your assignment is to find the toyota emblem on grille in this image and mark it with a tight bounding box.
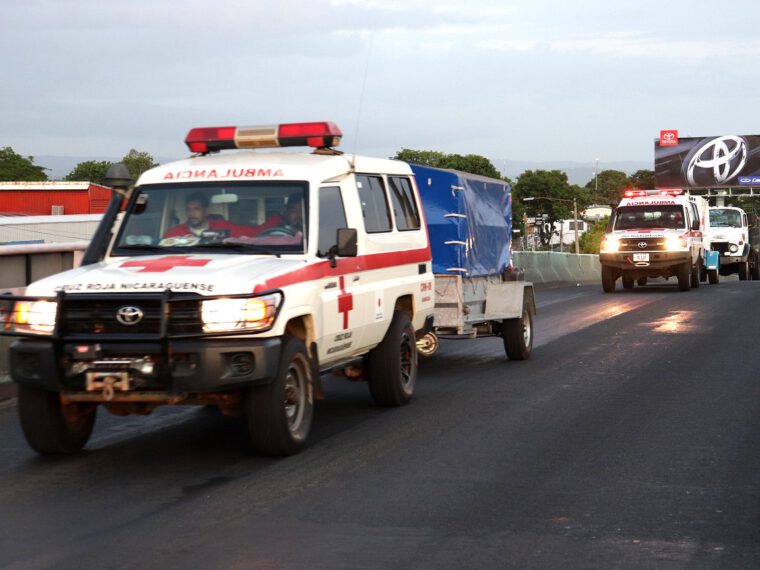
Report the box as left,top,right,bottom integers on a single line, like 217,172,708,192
116,306,144,326
638,242,648,249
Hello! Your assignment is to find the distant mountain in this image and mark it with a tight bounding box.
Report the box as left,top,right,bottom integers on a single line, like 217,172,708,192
497,160,652,186
36,155,651,186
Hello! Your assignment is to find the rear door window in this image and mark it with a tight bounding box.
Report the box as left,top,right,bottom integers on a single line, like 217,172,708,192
388,176,421,231
356,174,392,233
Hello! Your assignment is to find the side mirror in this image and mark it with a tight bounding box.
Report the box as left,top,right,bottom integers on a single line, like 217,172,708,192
336,228,358,257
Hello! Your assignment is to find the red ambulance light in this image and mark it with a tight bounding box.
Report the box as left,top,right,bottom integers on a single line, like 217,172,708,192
278,122,343,148
185,127,237,153
185,122,343,153
659,188,683,196
624,189,647,198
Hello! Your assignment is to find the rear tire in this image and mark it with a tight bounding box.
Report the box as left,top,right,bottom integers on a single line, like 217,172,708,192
677,262,690,291
601,265,616,293
637,277,648,286
622,275,634,289
690,260,701,288
18,385,96,455
708,269,719,285
751,256,760,280
366,310,417,406
502,303,533,361
246,335,313,456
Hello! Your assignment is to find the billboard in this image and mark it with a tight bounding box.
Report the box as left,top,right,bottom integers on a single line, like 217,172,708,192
654,134,760,188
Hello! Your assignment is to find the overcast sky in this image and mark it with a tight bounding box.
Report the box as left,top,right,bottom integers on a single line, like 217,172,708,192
3,0,760,170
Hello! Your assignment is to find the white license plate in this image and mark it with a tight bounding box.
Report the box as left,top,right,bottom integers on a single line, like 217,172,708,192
633,253,649,262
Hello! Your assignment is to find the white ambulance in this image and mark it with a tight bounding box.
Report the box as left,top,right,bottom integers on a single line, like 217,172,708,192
707,206,759,280
1,122,435,456
599,189,711,291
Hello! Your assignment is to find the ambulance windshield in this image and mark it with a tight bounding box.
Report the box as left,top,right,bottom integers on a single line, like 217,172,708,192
112,182,308,256
614,205,686,230
709,209,743,228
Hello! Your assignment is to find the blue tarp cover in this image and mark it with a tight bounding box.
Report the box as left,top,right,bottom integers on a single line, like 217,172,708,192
410,164,512,276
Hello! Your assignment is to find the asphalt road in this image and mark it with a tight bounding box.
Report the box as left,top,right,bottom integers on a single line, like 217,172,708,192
1,279,759,569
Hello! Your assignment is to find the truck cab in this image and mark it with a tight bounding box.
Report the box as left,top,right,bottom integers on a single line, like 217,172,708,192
707,206,759,280
1,122,434,456
599,189,706,292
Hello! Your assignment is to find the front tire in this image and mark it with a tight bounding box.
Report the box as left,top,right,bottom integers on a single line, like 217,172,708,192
739,261,749,281
366,310,417,406
677,262,690,291
246,335,313,456
18,385,96,455
708,269,719,285
601,265,616,293
502,303,533,361
690,260,701,289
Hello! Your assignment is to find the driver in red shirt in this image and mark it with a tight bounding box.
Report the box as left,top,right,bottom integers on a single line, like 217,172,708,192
165,192,279,238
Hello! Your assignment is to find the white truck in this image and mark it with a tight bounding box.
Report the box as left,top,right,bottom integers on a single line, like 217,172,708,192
599,189,717,291
707,206,760,280
0,121,535,457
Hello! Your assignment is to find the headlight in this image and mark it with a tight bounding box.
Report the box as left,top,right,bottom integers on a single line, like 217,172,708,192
664,236,688,251
729,243,739,253
14,300,57,334
600,237,619,253
201,293,281,333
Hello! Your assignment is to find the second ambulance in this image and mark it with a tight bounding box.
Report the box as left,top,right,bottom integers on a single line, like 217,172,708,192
600,189,714,291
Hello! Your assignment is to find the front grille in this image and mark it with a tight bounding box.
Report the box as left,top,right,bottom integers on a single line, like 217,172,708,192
712,242,729,254
60,296,201,337
619,238,666,252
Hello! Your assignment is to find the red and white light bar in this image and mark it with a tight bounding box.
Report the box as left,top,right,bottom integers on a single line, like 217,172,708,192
185,122,343,153
624,188,683,198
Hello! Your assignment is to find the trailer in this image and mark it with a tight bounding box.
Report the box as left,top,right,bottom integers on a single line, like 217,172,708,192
410,164,535,359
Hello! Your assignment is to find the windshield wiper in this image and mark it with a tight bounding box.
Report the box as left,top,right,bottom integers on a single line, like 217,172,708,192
115,244,166,253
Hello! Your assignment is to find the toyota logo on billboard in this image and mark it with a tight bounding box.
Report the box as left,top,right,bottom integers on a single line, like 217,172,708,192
655,133,760,189
116,306,144,326
684,135,747,187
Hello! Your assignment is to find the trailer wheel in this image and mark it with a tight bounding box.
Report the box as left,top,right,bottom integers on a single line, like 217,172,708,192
18,385,96,455
245,335,313,456
366,310,417,406
708,269,719,285
502,303,533,361
601,265,616,293
751,255,760,280
416,331,439,358
677,263,691,291
690,260,701,289
739,261,749,281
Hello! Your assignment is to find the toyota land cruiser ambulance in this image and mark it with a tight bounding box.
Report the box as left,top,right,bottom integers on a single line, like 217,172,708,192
0,122,435,456
599,189,712,291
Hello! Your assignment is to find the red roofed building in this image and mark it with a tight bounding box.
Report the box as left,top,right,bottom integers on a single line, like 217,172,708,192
0,182,111,216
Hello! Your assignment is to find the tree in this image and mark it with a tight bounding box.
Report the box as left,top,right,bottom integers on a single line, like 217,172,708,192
514,169,591,247
392,148,502,179
64,160,112,185
579,216,609,254
629,169,655,190
121,149,158,183
585,169,629,207
0,147,48,181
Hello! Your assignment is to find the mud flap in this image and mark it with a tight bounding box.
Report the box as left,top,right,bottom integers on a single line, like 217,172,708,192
705,250,719,270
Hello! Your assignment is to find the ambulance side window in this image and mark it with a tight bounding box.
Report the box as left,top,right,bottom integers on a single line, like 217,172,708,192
388,176,421,231
356,174,392,233
317,186,348,257
690,203,700,229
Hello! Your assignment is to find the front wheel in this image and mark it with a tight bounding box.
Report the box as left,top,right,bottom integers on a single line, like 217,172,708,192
690,260,701,289
601,265,616,293
502,303,533,361
366,310,417,406
246,335,314,456
739,261,749,281
708,269,719,285
18,385,97,455
677,262,690,291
